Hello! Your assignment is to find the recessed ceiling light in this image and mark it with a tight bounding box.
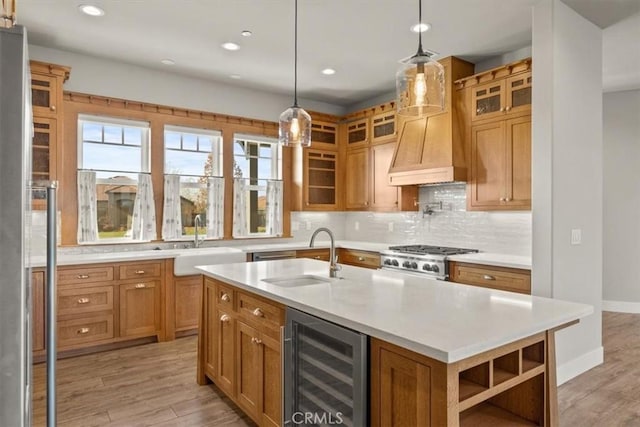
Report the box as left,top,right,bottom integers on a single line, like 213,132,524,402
230,74,242,79
241,30,252,37
321,68,336,75
161,59,175,66
411,22,431,33
78,4,105,17
221,42,240,51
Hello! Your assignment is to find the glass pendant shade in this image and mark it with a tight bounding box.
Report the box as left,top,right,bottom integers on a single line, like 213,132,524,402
279,105,312,147
396,53,445,116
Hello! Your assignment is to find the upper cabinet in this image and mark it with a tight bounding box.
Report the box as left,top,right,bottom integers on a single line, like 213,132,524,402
30,61,70,210
371,110,396,144
456,58,532,211
346,117,369,149
310,121,338,150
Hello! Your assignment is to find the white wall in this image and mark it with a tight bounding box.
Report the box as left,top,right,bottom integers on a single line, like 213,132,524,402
474,46,533,73
28,45,345,121
602,89,640,312
532,0,603,384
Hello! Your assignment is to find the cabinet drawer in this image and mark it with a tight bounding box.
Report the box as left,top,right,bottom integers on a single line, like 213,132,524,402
119,262,162,280
296,248,330,261
216,283,235,310
450,262,531,294
58,285,113,316
339,249,381,269
237,291,284,334
58,266,114,285
58,314,114,348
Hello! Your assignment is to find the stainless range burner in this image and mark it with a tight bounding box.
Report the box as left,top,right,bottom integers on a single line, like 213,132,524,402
380,245,479,280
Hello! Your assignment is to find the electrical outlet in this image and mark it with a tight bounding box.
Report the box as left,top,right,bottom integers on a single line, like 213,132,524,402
305,221,311,230
571,229,582,245
354,221,360,231
388,222,394,232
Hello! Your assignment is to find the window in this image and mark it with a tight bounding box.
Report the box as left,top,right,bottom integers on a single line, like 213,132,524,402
163,125,223,240
232,134,283,237
77,115,152,243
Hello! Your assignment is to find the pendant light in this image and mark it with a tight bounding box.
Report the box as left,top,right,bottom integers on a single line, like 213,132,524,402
279,0,311,147
396,0,445,116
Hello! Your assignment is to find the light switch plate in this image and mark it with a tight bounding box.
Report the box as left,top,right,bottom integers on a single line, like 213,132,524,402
354,221,360,231
571,229,582,245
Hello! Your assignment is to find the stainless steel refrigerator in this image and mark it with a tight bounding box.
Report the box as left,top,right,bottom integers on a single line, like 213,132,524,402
0,25,58,427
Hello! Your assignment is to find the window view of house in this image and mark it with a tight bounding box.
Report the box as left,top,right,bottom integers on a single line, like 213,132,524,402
232,134,283,237
78,115,151,241
163,126,223,239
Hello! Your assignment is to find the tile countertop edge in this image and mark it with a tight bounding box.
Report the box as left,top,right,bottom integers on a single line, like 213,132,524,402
196,260,590,364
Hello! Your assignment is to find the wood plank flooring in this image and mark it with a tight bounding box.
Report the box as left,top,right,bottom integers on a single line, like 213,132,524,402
33,311,640,426
558,311,640,426
32,336,255,427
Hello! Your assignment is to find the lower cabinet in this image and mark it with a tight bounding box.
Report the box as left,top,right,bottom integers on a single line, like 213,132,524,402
174,275,202,333
296,248,330,261
119,280,161,338
449,262,531,294
32,270,46,356
338,248,381,269
199,278,283,427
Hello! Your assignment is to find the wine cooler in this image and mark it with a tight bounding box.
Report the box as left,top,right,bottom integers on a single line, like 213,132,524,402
283,308,367,426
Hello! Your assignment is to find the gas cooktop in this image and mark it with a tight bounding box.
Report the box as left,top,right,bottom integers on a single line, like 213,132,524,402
381,245,479,280
387,245,479,256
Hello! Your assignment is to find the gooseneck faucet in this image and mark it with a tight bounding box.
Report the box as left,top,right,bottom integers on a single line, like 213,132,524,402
194,214,202,248
309,227,341,278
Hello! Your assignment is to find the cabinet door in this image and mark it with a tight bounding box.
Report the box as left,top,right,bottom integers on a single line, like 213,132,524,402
296,248,330,261
371,111,396,144
32,271,45,353
346,118,369,149
260,332,282,427
310,121,338,150
119,280,160,337
506,72,532,116
304,149,338,209
468,121,507,209
203,280,217,379
371,143,399,210
236,321,262,422
377,347,431,427
345,148,370,210
505,116,531,208
175,276,202,332
31,73,59,118
216,308,236,397
471,80,505,122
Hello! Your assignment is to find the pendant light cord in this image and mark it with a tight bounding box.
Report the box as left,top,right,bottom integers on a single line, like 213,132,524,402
417,0,424,55
293,0,299,107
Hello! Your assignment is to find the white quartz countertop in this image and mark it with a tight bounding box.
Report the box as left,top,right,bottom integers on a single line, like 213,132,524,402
447,253,532,270
196,258,590,363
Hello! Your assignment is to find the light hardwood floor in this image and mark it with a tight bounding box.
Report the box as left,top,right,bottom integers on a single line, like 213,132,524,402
33,312,639,426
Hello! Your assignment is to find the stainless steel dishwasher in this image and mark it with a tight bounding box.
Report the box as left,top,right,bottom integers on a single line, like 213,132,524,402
251,250,297,261
283,307,367,426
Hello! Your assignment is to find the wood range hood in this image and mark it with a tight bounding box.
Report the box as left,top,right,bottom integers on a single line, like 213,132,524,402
388,56,475,186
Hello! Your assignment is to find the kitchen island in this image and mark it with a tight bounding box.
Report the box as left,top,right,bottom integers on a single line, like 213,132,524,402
196,258,591,426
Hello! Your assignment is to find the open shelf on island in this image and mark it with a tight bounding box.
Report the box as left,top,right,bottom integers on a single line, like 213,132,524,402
459,362,490,401
460,402,539,427
522,341,545,373
493,350,519,385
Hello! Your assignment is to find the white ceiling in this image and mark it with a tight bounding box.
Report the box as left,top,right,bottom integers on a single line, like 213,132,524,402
18,0,640,107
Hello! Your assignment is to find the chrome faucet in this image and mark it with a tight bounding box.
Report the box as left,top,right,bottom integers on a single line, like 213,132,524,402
309,227,341,278
194,214,203,248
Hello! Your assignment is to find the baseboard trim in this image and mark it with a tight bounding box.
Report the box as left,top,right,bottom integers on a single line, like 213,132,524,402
556,346,603,385
602,300,640,313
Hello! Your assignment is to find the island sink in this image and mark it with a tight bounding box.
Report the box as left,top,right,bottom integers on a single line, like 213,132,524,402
262,274,331,287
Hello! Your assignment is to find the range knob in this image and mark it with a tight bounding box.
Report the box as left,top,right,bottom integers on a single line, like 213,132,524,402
432,265,440,273
411,262,418,269
384,259,392,265
391,259,399,267
403,261,412,268
422,264,432,271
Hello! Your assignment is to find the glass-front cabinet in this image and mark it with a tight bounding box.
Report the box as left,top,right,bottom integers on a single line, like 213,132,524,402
471,71,531,121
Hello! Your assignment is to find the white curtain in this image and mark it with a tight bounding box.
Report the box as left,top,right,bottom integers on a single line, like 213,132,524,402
266,180,283,236
233,178,248,237
206,176,225,238
77,170,98,243
162,174,182,240
131,173,157,241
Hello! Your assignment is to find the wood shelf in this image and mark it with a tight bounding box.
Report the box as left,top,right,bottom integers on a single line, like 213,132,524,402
460,402,539,426
460,378,489,401
522,359,543,372
493,367,517,386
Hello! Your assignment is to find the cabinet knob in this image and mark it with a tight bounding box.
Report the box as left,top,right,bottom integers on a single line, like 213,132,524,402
500,107,506,112
251,337,263,345
134,270,145,275
482,275,496,281
77,327,90,335
77,274,90,279
77,297,90,304
358,256,365,261
50,105,56,112
221,293,231,302
134,283,146,289
314,256,320,260
252,308,264,317
500,197,506,202
505,197,511,202
220,314,231,323
505,106,512,112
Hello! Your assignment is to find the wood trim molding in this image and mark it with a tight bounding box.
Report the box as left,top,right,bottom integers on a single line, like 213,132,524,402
454,57,532,90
